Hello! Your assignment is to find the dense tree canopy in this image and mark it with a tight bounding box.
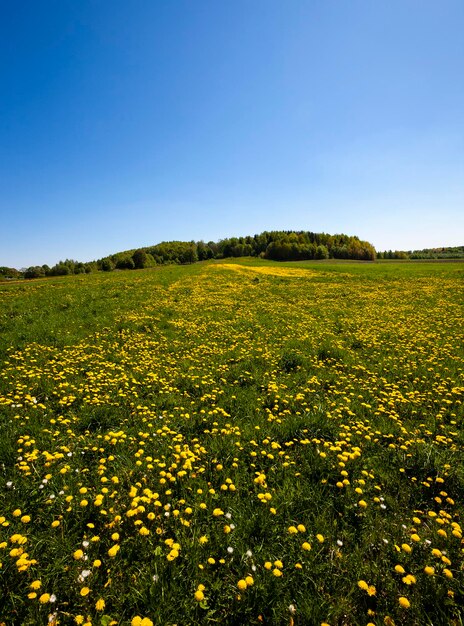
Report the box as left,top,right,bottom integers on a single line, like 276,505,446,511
19,229,384,279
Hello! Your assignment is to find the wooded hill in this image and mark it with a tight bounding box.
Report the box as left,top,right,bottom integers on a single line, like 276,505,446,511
17,230,377,278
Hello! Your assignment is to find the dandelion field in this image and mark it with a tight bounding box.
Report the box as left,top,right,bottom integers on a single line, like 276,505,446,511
1,259,464,626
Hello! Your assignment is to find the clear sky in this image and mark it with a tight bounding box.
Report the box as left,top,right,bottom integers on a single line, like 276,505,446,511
1,1,463,268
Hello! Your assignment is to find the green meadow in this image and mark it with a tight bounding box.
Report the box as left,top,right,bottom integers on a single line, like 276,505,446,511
1,259,463,625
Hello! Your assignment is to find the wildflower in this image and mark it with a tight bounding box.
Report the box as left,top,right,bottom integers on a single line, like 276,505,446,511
302,542,311,551
194,590,205,601
398,597,410,609
108,544,120,557
199,536,208,545
402,575,416,585
95,598,105,611
212,508,224,517
394,565,405,574
272,568,283,577
358,580,369,591
316,534,324,543
74,549,84,560
30,580,41,590
80,587,90,596
39,593,51,603
237,579,247,590
424,566,435,575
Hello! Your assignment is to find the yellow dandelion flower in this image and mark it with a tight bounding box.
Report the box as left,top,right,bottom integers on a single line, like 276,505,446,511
108,544,120,557
398,597,410,609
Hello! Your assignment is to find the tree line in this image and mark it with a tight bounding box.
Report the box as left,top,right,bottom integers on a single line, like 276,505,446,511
9,229,380,279
97,231,377,271
377,246,464,260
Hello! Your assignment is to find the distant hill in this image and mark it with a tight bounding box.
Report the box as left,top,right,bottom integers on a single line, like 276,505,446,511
378,246,464,260
19,230,377,278
98,230,377,270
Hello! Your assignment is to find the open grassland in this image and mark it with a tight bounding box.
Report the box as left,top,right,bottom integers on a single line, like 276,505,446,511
1,259,464,626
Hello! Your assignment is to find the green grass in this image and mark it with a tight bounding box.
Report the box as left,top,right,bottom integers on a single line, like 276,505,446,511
0,259,463,625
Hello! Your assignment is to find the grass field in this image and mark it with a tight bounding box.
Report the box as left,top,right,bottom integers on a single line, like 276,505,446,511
1,259,463,626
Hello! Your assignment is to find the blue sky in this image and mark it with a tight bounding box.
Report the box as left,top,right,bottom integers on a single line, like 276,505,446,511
1,1,463,268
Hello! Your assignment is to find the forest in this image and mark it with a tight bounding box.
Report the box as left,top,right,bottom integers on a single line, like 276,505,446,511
7,230,376,279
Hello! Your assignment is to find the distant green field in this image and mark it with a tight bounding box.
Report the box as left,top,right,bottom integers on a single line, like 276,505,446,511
1,259,463,625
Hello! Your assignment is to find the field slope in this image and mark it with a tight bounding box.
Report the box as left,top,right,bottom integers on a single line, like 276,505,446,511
1,259,463,625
